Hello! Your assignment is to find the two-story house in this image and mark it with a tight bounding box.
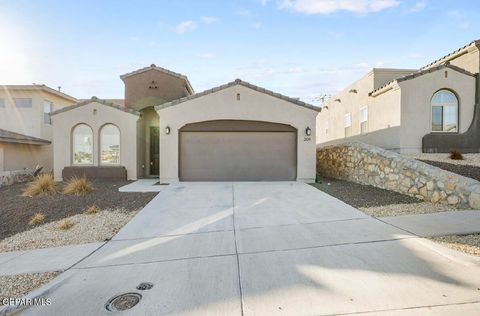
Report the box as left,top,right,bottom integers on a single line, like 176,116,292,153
0,85,77,172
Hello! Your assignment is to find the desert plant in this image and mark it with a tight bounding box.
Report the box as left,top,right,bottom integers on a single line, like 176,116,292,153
22,173,57,197
63,176,93,195
449,149,464,160
57,219,74,230
84,205,99,215
28,213,45,226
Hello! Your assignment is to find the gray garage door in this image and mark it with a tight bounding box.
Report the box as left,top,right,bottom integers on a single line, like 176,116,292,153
179,120,297,181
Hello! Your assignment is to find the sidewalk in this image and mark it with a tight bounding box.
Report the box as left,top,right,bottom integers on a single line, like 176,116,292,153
381,210,480,237
0,242,104,276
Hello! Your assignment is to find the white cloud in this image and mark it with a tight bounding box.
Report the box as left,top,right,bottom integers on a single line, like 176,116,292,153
197,53,215,59
237,9,252,17
252,22,263,29
460,22,470,29
279,0,400,14
201,16,219,24
408,1,426,12
259,0,270,6
175,20,197,34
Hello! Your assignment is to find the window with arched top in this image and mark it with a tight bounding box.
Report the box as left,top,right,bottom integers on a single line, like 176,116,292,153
72,124,93,165
100,124,120,165
431,90,458,132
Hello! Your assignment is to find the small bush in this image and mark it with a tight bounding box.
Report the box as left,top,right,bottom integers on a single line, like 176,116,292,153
63,176,93,195
57,219,74,230
22,174,57,197
449,150,464,160
84,205,99,215
28,213,45,226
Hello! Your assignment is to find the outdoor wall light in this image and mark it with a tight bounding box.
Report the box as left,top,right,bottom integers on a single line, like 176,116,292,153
165,126,171,135
305,127,311,136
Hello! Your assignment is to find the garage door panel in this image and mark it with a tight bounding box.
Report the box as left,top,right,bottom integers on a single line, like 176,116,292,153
180,132,296,181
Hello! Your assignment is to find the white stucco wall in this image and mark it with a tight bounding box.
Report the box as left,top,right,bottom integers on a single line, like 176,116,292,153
52,102,140,181
399,68,476,153
157,84,319,183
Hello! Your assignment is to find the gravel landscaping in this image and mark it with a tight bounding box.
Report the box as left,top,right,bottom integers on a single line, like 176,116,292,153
406,153,480,167
0,210,139,252
0,271,60,304
0,181,156,241
418,160,480,182
312,177,461,217
429,234,480,257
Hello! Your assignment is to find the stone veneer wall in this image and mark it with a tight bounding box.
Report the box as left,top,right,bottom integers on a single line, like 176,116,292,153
0,170,34,188
317,142,480,209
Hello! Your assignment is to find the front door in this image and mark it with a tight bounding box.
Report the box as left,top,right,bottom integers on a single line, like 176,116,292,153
150,127,159,175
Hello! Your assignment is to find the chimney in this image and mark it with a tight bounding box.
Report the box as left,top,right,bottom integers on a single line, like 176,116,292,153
58,86,62,92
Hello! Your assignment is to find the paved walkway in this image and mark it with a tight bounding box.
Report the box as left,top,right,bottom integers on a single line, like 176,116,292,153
4,182,480,316
118,179,165,192
0,243,104,276
382,210,480,237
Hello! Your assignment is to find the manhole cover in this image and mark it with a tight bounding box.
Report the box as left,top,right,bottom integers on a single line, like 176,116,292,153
136,282,154,290
106,293,142,312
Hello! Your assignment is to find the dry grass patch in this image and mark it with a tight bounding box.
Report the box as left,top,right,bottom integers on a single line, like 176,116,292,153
430,234,480,256
28,213,45,226
84,205,99,215
57,219,74,230
22,174,56,197
63,176,93,196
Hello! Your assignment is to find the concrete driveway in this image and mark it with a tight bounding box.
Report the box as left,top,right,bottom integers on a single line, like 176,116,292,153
13,182,480,315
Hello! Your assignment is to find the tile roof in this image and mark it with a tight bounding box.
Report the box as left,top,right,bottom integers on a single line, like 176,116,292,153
120,64,194,94
155,79,320,112
0,129,50,145
420,40,480,70
369,63,476,97
50,97,141,116
0,84,78,102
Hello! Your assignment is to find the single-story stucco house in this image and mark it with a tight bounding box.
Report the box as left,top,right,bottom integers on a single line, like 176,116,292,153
316,39,480,153
51,65,319,183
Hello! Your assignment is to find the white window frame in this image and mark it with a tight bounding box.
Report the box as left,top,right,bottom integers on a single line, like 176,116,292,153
359,106,368,134
100,124,121,165
43,100,53,124
344,113,351,138
72,124,94,166
431,90,459,133
14,98,32,108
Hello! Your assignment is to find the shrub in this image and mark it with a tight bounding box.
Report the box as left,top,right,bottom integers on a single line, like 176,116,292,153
28,213,45,226
63,176,93,195
22,174,57,197
84,205,99,215
57,219,74,230
449,150,464,160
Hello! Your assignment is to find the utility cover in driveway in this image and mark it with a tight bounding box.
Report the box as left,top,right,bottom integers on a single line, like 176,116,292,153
179,120,297,181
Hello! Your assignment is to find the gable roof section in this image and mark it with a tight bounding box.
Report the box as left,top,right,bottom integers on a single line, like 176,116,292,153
120,64,194,94
0,84,78,103
155,79,320,112
0,129,50,145
369,63,476,97
50,97,141,116
420,40,480,70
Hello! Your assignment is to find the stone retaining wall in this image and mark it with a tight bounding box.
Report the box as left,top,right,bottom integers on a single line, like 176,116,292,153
0,170,34,188
317,142,480,209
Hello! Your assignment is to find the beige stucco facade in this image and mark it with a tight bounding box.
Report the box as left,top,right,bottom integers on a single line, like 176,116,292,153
157,83,319,183
317,40,480,153
0,85,77,171
51,101,140,181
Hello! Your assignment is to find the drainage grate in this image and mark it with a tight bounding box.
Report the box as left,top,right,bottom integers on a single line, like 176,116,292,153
106,293,142,312
136,282,154,291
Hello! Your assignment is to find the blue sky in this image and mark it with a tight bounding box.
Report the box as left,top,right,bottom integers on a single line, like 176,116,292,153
0,0,478,104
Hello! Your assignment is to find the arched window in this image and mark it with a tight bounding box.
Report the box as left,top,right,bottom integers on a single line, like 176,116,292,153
431,90,458,132
100,124,120,165
72,124,93,165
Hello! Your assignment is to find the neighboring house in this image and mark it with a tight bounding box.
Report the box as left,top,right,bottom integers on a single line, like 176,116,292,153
0,85,77,172
51,65,319,183
316,40,480,153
